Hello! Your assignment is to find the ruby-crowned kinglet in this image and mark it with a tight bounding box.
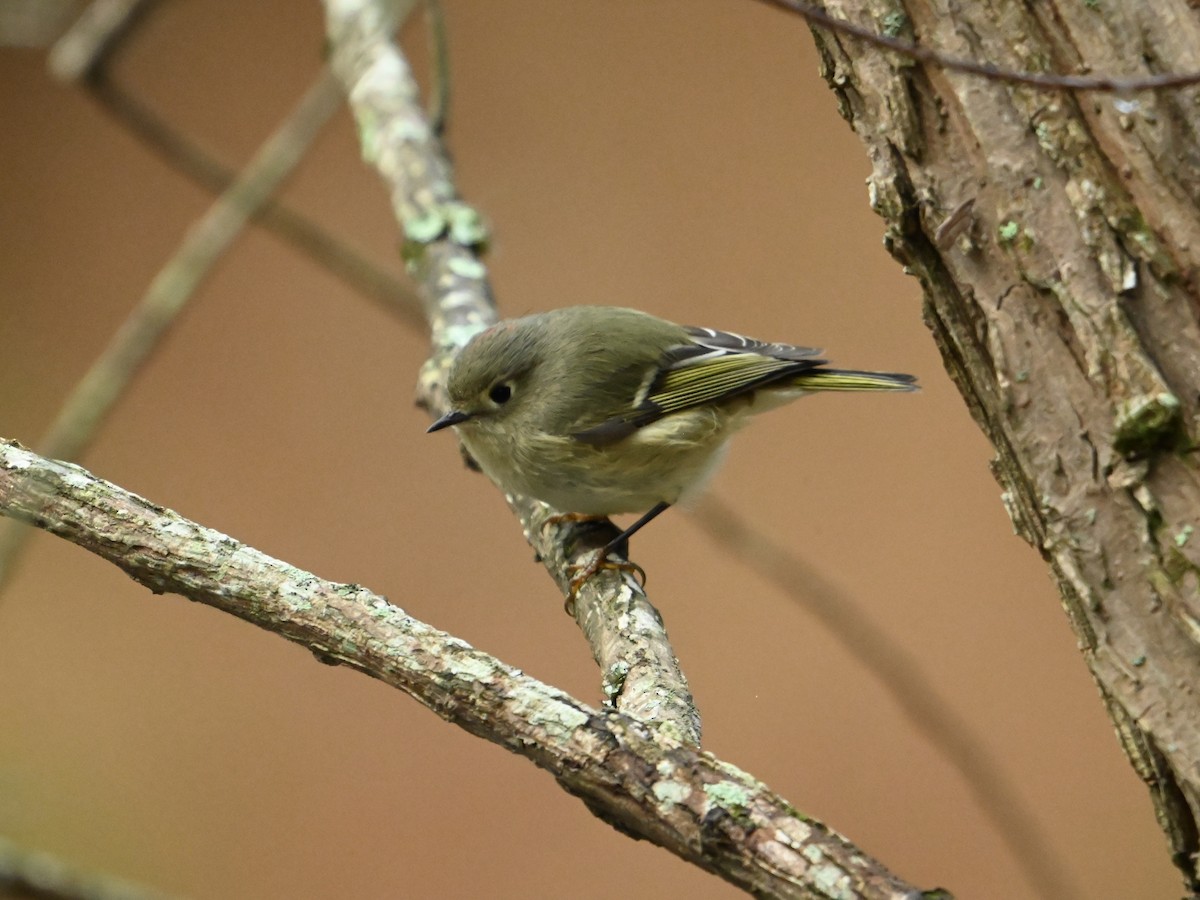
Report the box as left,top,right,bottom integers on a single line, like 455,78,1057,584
428,306,916,568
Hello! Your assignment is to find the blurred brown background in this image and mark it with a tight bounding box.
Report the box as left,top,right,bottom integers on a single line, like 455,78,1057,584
0,1,1177,898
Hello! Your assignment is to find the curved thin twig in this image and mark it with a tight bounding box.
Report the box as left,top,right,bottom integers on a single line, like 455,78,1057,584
757,0,1200,93
423,0,450,135
89,78,424,328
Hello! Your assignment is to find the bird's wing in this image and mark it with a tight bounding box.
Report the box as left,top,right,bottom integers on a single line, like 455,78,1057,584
572,326,825,445
668,326,824,365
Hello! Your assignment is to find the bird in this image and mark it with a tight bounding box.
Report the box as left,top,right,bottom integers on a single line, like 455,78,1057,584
428,305,917,585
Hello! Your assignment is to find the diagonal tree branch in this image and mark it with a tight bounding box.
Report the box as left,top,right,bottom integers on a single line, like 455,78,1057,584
0,66,345,595
48,0,425,330
0,439,937,900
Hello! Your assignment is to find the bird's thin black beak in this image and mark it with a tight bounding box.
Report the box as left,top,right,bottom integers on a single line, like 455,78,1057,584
427,409,472,433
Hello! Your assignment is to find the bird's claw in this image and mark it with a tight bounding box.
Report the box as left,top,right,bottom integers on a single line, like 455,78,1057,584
540,511,607,534
563,550,647,615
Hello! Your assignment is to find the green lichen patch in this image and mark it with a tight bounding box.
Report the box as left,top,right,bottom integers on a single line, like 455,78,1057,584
703,781,750,812
880,11,908,38
997,219,1038,253
402,208,447,243
602,661,630,700
444,201,489,247
652,780,689,807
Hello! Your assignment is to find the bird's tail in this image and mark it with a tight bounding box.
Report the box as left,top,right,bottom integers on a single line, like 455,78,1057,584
791,368,918,392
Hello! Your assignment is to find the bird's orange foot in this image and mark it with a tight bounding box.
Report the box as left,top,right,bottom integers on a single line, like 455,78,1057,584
541,511,608,534
563,551,647,615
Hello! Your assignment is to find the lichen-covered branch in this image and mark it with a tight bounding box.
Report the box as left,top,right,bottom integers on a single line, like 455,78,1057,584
0,439,935,899
321,0,701,742
803,0,1200,889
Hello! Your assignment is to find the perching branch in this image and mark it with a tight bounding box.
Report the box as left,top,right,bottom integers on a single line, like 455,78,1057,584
0,440,937,900
322,0,703,744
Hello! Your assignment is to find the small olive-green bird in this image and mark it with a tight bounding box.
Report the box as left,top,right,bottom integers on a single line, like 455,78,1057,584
428,306,916,566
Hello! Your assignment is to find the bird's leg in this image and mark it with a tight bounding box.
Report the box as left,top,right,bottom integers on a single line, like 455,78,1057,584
565,502,671,603
597,500,672,560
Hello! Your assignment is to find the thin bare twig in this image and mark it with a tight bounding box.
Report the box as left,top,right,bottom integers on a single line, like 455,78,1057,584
87,78,425,328
49,0,422,327
757,0,1200,93
45,0,157,80
0,69,344,594
0,440,937,900
0,834,170,900
694,495,1081,900
423,0,450,135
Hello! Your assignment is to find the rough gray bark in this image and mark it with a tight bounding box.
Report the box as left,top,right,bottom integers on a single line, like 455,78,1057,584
808,0,1200,887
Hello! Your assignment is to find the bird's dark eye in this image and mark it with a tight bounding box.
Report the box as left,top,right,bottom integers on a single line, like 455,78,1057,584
489,383,512,404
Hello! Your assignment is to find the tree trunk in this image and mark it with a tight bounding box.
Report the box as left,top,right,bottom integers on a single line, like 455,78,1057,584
811,0,1200,887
